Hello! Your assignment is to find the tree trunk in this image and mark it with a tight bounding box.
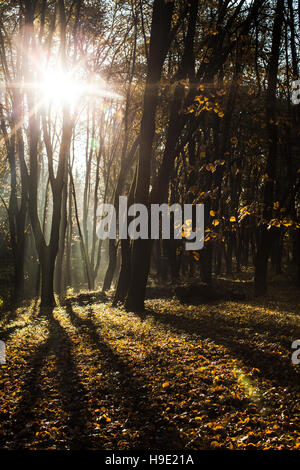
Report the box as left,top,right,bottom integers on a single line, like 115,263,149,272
125,0,175,311
102,238,117,292
40,247,56,308
254,0,284,295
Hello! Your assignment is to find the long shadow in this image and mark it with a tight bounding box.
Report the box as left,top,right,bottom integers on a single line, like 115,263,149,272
5,307,92,450
4,334,51,449
1,297,39,326
180,278,300,317
47,312,91,449
142,306,300,391
204,302,298,350
171,286,299,349
0,324,26,342
149,297,299,351
148,279,300,349
65,300,186,450
0,300,43,349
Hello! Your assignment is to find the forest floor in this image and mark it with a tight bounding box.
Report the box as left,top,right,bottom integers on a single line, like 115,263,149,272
0,278,300,450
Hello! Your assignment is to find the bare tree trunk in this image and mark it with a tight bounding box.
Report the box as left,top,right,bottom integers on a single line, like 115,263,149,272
20,0,73,308
125,0,194,311
254,0,284,295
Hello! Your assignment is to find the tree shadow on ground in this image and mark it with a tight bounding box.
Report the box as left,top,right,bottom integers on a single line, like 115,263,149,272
5,307,91,449
1,297,40,325
0,324,26,342
141,305,300,391
65,300,186,450
146,297,299,350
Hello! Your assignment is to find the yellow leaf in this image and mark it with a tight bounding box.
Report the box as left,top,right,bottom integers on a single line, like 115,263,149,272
102,414,111,422
210,210,215,216
230,216,236,222
206,163,216,173
210,441,221,448
162,382,170,388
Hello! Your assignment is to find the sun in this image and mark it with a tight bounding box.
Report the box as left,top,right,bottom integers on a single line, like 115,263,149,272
38,68,85,105
37,67,123,107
